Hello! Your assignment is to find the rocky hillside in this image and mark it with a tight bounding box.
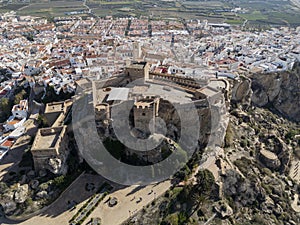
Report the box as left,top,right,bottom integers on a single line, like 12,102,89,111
123,105,300,225
250,62,300,122
231,62,300,122
123,67,300,225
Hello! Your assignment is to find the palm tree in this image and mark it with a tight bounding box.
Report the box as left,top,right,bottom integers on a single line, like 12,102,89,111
189,192,209,217
188,170,215,217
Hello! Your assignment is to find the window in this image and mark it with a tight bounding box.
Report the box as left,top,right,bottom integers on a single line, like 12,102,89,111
142,113,146,116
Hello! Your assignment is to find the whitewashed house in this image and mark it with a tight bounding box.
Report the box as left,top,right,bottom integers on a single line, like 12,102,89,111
12,99,28,119
3,116,26,132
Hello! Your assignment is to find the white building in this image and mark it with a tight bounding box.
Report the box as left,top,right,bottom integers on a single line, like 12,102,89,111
3,116,26,132
12,99,28,119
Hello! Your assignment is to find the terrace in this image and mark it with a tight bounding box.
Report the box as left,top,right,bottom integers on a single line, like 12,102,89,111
7,118,21,125
31,126,66,151
1,138,15,148
12,99,28,111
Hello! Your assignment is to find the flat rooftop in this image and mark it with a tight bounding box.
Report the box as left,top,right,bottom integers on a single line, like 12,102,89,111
107,88,129,101
127,64,145,69
7,119,21,125
1,138,14,148
12,99,28,111
45,100,73,114
132,83,194,104
45,102,65,113
132,85,149,93
32,126,66,150
94,82,198,106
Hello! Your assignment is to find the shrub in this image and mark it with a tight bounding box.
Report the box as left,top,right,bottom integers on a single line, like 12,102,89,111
0,182,8,194
285,130,298,140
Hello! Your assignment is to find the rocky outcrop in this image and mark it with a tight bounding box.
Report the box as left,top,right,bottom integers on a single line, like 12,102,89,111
250,68,300,122
14,184,29,204
214,201,233,218
36,191,48,199
222,170,266,207
29,180,39,190
231,78,253,108
45,156,68,175
231,63,300,122
2,201,17,215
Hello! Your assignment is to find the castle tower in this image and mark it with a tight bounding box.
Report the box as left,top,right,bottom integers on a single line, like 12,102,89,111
133,42,142,61
133,97,158,135
125,61,149,81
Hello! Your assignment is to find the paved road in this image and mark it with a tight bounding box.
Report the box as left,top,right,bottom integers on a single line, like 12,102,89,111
1,177,171,225
86,180,172,225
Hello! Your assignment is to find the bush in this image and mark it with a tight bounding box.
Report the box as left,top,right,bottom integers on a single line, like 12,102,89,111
195,170,215,194
25,197,34,207
53,175,65,188
285,130,298,140
164,213,179,225
0,182,8,194
39,183,49,191
262,168,272,176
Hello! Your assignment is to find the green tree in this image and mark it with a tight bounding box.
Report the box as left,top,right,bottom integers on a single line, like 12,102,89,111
0,98,12,121
173,146,188,168
189,192,208,217
14,89,26,105
53,175,65,188
195,169,215,195
0,98,10,114
178,212,188,224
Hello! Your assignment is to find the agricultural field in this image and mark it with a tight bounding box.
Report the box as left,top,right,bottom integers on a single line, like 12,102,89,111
232,0,300,26
0,0,300,26
0,0,87,17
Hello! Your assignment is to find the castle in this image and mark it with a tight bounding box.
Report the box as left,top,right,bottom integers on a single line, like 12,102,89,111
89,60,229,164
